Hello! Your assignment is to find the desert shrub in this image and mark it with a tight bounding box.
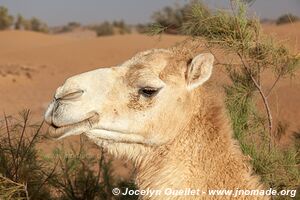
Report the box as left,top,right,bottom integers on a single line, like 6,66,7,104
135,23,149,34
45,137,137,200
276,14,299,25
150,0,300,198
150,1,209,34
0,6,14,30
0,111,137,199
0,175,28,200
46,138,111,200
28,17,48,33
113,20,131,34
0,110,52,199
14,14,26,30
225,83,300,197
56,26,73,33
55,22,82,33
152,4,185,34
88,20,132,36
13,15,48,32
68,21,81,28
90,22,114,36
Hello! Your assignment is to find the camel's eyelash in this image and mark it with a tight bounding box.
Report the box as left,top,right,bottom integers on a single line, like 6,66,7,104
138,87,161,98
187,58,193,66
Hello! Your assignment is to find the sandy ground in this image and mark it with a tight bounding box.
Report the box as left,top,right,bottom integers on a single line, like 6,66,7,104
0,23,299,177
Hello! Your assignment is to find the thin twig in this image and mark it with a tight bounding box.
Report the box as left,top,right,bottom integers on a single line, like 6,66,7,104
15,120,44,181
30,161,58,199
15,110,30,181
237,52,273,149
266,74,281,97
4,112,17,179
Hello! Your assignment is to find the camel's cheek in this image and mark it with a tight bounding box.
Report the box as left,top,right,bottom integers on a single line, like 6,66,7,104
137,92,191,143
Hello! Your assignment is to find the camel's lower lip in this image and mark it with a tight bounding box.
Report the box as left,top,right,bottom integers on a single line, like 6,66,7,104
47,114,99,139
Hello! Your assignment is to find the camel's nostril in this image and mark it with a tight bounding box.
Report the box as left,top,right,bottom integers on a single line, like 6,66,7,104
56,89,84,101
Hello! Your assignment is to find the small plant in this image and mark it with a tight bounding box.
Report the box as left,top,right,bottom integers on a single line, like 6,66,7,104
135,23,149,34
14,14,25,30
56,22,82,33
13,13,48,32
28,17,48,33
0,111,137,199
0,110,53,200
88,20,132,36
113,20,131,34
46,136,137,200
276,14,299,25
47,138,109,200
68,21,81,28
90,22,114,36
151,2,200,34
0,6,14,30
0,175,28,200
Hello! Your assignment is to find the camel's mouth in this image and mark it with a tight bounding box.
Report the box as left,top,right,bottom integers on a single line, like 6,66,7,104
47,114,99,139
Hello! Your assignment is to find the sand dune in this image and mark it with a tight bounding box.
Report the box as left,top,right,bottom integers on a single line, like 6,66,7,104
263,22,300,49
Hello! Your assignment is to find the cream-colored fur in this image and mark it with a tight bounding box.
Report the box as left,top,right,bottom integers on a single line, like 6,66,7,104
45,48,269,199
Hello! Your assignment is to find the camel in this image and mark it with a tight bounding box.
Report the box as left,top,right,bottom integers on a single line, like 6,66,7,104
45,48,269,199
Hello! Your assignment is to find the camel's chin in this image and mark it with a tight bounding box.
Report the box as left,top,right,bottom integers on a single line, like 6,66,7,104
85,129,148,145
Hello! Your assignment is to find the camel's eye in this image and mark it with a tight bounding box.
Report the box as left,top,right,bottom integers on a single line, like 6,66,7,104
139,87,160,98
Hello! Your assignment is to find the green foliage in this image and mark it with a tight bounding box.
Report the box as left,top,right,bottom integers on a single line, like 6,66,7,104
0,6,48,32
45,137,137,200
0,176,28,200
224,71,257,140
46,139,111,200
0,6,14,30
147,23,168,36
151,1,206,34
225,82,300,198
0,110,52,200
276,14,299,25
90,20,131,37
0,111,137,199
90,22,114,36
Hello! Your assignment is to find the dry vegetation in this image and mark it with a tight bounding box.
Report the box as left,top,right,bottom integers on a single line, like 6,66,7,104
0,6,48,32
0,111,137,200
276,14,299,25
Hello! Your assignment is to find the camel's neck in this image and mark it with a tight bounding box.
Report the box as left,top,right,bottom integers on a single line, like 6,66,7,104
134,91,262,192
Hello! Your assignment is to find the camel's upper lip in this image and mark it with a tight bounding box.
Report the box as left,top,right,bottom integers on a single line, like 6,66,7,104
47,114,99,139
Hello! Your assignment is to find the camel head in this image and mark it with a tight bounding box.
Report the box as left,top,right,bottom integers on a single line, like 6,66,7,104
45,49,214,152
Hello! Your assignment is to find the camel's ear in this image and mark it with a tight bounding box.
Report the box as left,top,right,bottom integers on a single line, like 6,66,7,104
186,53,214,90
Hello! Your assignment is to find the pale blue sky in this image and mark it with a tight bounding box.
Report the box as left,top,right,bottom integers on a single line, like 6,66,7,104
0,0,299,26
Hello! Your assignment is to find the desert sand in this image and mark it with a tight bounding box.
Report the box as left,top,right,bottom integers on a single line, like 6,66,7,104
0,23,299,164
0,31,186,116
